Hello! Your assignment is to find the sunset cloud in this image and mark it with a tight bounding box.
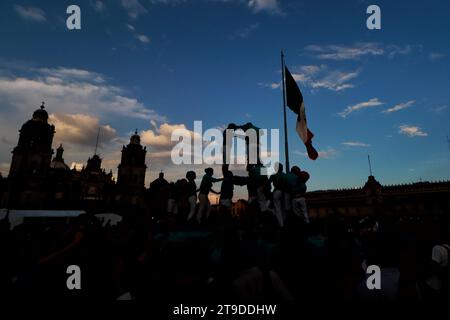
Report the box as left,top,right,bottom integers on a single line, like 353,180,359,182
399,125,428,137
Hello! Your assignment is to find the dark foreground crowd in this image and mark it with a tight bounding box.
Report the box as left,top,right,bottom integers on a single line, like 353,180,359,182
0,164,449,303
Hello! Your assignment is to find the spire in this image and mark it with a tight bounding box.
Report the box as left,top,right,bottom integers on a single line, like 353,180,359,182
368,154,373,176
94,127,101,155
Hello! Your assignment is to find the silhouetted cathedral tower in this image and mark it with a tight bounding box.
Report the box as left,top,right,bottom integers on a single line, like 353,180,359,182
9,103,55,178
117,130,147,189
51,144,70,170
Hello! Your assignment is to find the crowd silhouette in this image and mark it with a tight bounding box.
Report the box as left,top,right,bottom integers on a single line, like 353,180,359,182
0,162,449,303
147,163,311,229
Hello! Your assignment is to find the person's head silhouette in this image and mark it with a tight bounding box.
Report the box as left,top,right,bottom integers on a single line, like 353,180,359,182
275,162,283,173
186,171,196,181
205,167,214,176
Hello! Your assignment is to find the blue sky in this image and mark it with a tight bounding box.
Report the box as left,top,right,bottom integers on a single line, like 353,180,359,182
0,0,449,196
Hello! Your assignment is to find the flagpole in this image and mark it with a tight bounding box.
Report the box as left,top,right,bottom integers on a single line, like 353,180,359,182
281,51,290,172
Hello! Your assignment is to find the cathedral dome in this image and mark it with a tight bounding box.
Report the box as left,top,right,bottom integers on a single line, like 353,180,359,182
51,159,70,170
130,130,141,145
32,103,49,122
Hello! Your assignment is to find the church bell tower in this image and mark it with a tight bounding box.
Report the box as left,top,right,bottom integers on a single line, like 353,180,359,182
117,130,147,189
9,103,55,178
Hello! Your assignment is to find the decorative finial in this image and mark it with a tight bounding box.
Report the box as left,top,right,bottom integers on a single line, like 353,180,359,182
41,101,45,109
135,129,138,135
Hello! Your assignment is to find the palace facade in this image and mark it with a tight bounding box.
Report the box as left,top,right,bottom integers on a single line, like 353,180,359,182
305,175,450,219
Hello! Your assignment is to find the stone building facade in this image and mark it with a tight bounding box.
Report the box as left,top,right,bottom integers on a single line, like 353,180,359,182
1,104,146,212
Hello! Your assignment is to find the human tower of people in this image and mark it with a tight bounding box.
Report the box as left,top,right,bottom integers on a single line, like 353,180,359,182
149,163,311,227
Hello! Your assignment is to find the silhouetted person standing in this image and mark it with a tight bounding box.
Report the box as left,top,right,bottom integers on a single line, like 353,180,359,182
249,164,270,213
270,163,287,227
186,171,198,221
287,166,310,223
220,170,234,209
197,168,221,224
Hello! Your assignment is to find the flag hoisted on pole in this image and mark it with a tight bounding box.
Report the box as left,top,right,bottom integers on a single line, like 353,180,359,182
281,53,319,161
281,51,290,171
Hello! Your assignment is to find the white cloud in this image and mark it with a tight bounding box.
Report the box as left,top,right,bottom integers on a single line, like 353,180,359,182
304,43,416,61
307,69,359,92
121,0,148,19
299,65,321,75
318,148,338,159
248,0,282,15
387,45,412,59
91,0,105,12
258,82,281,89
260,64,360,93
432,105,449,113
429,52,444,61
382,100,415,114
142,123,192,148
49,113,117,147
338,98,384,118
126,0,283,16
304,43,384,60
38,67,106,83
399,125,428,137
230,23,259,39
125,23,150,45
342,142,370,147
14,5,46,22
0,66,165,122
141,123,199,162
135,34,150,43
296,147,337,159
